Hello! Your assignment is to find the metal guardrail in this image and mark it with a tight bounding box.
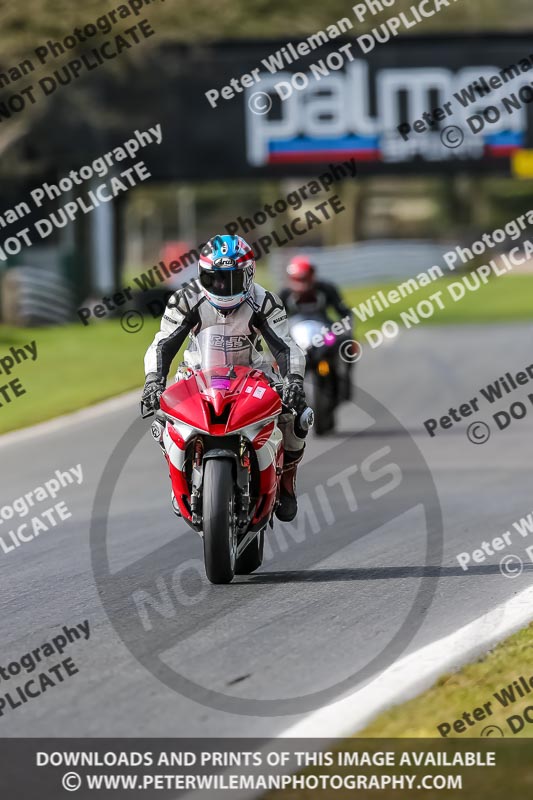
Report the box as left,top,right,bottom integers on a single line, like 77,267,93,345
1,266,73,326
269,240,452,286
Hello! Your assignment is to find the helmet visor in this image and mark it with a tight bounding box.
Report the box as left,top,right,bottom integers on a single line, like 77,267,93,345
199,267,245,297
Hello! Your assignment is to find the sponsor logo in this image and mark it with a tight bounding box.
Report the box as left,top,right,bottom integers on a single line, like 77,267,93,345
208,334,250,351
245,61,527,166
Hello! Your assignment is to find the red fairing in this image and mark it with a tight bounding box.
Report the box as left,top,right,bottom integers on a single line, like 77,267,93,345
253,443,284,524
160,366,281,432
167,424,186,450
252,421,275,450
253,463,277,524
160,365,283,532
168,462,192,521
160,377,211,431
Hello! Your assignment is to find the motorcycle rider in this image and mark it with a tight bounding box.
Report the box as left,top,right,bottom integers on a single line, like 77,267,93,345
141,234,308,522
279,255,355,400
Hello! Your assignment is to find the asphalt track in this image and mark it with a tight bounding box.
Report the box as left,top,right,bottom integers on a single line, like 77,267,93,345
1,322,532,736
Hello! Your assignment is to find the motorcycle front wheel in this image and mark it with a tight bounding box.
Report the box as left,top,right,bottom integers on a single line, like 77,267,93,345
235,530,265,575
312,373,336,436
202,458,237,584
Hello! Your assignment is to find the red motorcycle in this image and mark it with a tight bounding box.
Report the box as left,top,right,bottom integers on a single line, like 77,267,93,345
141,327,313,584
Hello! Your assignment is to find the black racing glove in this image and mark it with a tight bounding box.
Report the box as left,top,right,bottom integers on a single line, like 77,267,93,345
141,372,166,413
282,374,307,414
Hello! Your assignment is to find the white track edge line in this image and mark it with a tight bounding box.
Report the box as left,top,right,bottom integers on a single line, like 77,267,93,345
0,389,139,448
279,584,533,738
183,588,533,800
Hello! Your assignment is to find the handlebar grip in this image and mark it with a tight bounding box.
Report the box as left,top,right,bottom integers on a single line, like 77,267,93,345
299,406,315,431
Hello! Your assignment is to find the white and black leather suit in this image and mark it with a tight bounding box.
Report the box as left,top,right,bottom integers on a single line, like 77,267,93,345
144,280,307,453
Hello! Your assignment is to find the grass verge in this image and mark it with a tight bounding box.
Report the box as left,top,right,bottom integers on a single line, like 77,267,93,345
357,622,533,738
344,273,533,335
0,273,530,435
0,317,160,435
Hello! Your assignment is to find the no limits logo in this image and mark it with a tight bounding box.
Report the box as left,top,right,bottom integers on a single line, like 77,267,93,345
90,388,443,715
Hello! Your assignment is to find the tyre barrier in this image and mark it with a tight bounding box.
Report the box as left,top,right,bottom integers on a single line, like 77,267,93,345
1,267,73,326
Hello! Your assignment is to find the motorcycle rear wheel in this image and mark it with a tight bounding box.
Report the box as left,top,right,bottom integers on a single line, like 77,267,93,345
202,458,237,584
313,375,336,436
235,530,265,575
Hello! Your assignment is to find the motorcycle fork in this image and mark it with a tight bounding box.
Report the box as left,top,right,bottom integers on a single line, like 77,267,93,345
237,438,252,529
190,437,251,530
190,438,203,525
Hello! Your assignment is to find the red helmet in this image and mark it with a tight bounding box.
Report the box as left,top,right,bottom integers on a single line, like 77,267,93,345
286,255,316,293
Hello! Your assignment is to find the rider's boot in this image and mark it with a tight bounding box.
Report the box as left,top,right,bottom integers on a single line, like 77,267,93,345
276,449,304,522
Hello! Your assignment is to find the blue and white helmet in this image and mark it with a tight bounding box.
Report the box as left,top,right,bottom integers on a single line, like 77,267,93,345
198,235,256,311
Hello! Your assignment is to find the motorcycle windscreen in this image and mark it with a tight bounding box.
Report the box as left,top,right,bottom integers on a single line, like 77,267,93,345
191,325,264,373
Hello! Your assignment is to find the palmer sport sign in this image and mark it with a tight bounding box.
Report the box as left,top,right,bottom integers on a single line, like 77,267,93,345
24,34,533,181
245,53,532,168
